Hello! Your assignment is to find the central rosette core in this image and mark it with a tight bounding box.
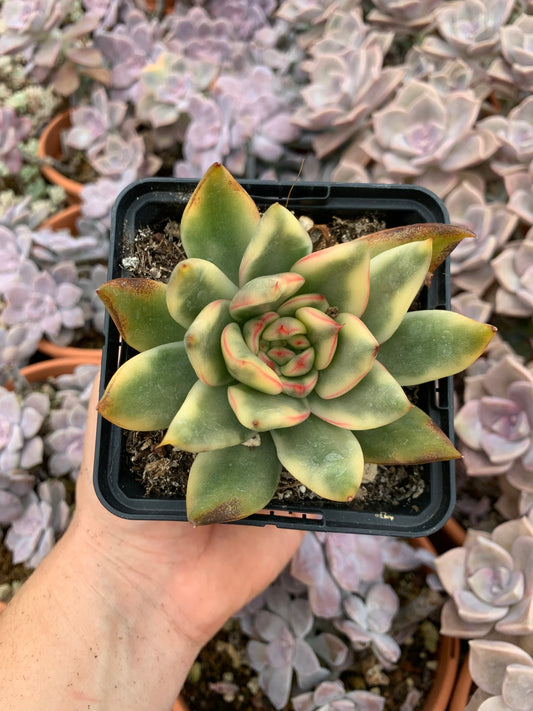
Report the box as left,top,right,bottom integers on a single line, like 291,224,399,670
219,271,345,400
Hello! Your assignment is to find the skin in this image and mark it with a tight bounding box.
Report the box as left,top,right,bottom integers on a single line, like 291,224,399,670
0,376,304,710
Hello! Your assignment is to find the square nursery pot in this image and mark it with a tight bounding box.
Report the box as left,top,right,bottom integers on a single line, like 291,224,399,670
94,178,455,536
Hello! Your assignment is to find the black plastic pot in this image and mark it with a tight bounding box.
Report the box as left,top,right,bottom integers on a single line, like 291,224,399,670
94,178,455,536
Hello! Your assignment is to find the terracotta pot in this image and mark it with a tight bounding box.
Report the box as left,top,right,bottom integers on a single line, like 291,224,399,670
18,357,100,383
41,204,81,232
37,340,102,363
171,697,188,711
38,203,103,363
408,536,461,711
37,110,82,202
448,654,473,711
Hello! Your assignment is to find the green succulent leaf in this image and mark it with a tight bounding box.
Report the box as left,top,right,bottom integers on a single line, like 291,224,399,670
295,307,342,370
277,293,329,316
262,316,307,340
355,405,461,464
180,163,260,283
271,415,364,501
228,383,310,431
221,323,283,394
378,311,497,385
309,360,411,430
314,313,378,399
161,380,253,451
279,346,315,377
362,238,433,344
186,435,281,525
97,342,197,430
359,223,475,282
291,240,370,316
97,279,186,352
229,272,305,322
166,258,238,328
279,370,318,398
239,203,313,285
184,299,233,386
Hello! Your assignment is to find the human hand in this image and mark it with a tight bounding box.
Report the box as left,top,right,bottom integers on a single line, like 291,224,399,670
71,374,305,649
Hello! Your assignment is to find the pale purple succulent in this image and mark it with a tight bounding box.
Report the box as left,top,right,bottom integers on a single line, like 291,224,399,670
446,180,518,295
436,517,533,639
0,324,42,375
4,480,70,568
0,0,108,95
2,260,85,346
367,0,442,32
427,0,514,59
136,51,217,129
333,585,401,668
492,229,533,318
80,168,137,228
64,87,128,155
403,46,490,99
276,0,333,26
292,9,403,158
0,225,32,292
0,107,32,175
44,363,99,480
455,354,533,488
362,80,498,196
0,386,49,482
481,97,533,176
467,639,533,711
245,588,333,709
175,67,299,177
505,159,533,226
94,7,165,101
490,14,533,92
163,5,239,64
204,0,276,41
292,680,385,711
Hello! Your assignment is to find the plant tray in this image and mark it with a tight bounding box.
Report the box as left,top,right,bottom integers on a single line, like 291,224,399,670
94,178,455,536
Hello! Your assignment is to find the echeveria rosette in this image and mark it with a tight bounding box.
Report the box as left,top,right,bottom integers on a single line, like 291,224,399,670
97,163,496,525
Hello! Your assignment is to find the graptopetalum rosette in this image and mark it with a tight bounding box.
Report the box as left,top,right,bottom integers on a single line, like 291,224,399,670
97,164,495,525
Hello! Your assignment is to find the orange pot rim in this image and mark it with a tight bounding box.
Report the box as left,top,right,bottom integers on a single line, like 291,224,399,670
38,339,102,362
37,110,83,200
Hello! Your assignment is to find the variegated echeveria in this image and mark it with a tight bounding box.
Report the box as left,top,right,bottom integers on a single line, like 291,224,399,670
97,163,495,525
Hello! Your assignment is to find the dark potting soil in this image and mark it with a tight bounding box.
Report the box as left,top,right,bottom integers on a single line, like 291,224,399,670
119,212,429,515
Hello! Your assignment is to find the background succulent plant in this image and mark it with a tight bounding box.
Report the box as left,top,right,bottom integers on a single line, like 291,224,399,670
97,162,495,525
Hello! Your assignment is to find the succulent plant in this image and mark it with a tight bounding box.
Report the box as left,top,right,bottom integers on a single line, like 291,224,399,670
0,0,109,95
44,363,101,479
0,323,42,376
490,14,533,92
423,0,514,59
446,180,518,296
2,260,85,346
505,160,533,226
80,169,137,228
367,0,442,32
292,680,385,711
291,8,403,158
4,480,70,568
96,162,495,525
0,107,32,176
455,354,533,490
480,96,533,177
492,229,533,318
0,386,49,487
333,584,401,667
435,516,533,638
467,639,533,711
245,589,334,709
362,81,499,197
